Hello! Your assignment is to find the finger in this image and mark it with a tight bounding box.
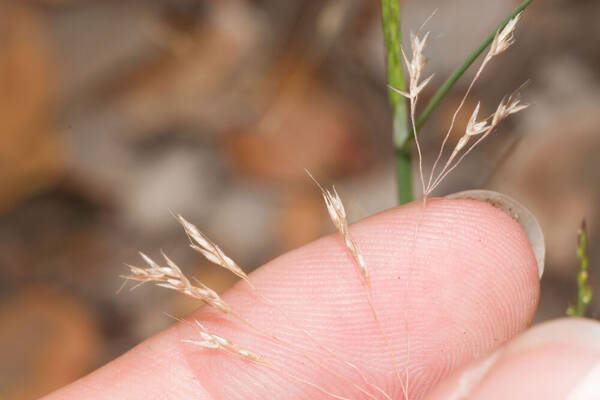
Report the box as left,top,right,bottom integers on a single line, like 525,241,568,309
424,318,600,400
43,197,540,400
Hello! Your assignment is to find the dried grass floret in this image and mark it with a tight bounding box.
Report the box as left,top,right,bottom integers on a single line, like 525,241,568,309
465,102,490,137
174,214,249,281
488,12,522,59
306,171,369,284
491,95,529,125
322,187,368,281
184,320,270,366
450,102,489,161
393,32,434,100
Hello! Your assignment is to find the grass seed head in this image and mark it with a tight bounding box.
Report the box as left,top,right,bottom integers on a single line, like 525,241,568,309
492,95,529,126
488,12,522,59
320,185,369,283
124,252,233,315
450,102,490,158
465,102,490,137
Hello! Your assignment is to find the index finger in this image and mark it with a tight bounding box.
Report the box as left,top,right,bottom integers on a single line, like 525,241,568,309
43,197,540,400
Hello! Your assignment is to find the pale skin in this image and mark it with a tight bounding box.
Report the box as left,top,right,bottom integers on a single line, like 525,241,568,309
43,199,600,400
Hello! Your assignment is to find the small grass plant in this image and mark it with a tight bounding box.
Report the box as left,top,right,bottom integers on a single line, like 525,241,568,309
567,221,592,318
380,0,532,203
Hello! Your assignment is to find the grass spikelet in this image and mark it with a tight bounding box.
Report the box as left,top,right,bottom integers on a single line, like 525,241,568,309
175,214,249,282
448,102,489,161
184,320,271,366
393,32,434,101
124,251,233,315
487,12,522,59
323,187,369,283
306,171,369,285
491,94,529,126
465,102,490,137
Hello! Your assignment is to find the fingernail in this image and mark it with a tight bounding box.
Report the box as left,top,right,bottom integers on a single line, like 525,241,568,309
446,190,545,278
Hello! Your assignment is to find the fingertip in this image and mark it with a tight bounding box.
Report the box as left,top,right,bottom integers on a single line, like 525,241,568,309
446,190,545,278
184,197,542,398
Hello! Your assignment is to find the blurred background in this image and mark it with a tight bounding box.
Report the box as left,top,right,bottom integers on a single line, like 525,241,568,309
0,0,598,398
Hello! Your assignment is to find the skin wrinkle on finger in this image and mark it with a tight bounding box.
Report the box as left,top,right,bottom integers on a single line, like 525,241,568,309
41,199,539,400
179,199,539,400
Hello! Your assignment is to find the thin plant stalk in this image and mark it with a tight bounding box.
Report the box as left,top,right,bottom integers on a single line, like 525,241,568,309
381,0,412,204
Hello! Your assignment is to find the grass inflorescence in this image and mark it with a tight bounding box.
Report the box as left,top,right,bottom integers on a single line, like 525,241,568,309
568,221,592,318
381,0,533,203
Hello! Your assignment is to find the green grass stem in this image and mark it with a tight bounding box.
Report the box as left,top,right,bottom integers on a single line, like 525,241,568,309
568,221,592,317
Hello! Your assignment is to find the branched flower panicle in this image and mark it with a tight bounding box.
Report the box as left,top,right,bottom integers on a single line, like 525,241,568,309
428,93,529,193
124,251,233,315
426,12,526,195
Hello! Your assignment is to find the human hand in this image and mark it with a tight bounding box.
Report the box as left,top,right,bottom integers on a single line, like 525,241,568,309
42,198,599,400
